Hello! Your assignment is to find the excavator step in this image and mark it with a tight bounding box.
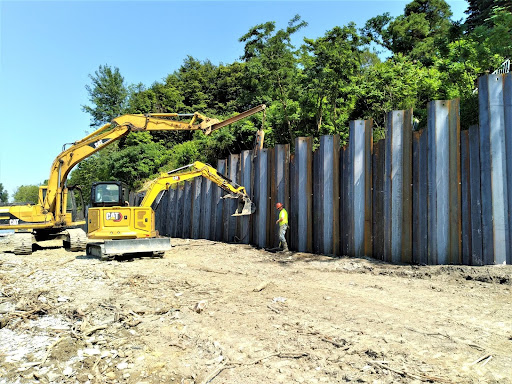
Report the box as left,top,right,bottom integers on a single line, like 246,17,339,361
64,228,87,252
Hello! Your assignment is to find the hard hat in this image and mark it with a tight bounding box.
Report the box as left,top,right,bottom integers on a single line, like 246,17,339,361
276,202,283,209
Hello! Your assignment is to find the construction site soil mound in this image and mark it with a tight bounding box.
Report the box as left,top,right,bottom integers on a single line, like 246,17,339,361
0,238,511,384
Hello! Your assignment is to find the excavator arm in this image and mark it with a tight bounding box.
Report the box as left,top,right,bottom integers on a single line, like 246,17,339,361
140,161,255,216
45,105,265,222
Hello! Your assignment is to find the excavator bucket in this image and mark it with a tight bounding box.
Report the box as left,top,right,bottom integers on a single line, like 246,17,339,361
232,196,256,217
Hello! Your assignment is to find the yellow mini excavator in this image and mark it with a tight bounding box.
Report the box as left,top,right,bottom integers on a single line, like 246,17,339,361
0,105,265,255
86,161,255,259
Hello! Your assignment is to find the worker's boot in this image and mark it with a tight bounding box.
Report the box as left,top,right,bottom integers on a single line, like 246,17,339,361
282,240,289,252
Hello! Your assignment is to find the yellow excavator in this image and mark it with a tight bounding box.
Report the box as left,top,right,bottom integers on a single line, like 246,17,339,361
86,161,255,259
0,105,266,255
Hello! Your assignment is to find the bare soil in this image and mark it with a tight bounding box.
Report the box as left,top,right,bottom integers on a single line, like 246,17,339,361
0,238,511,384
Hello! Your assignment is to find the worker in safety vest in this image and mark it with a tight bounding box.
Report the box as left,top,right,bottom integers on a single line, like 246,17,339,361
275,202,289,252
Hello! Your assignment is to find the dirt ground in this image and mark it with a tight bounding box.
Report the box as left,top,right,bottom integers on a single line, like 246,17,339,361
0,237,511,384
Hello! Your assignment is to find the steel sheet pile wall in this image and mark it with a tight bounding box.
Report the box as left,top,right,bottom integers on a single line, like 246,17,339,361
291,138,313,252
345,120,373,257
239,150,252,244
253,149,270,248
412,129,428,264
270,145,290,248
372,111,413,263
479,74,512,265
313,136,340,256
427,100,461,264
152,74,511,265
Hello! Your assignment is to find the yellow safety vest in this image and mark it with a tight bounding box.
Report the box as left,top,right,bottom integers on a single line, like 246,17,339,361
279,208,288,226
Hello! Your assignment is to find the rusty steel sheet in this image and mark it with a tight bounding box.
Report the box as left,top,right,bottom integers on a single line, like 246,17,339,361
349,120,372,257
412,129,428,265
191,178,202,239
461,130,471,265
372,138,385,260
294,137,313,253
289,154,297,251
175,186,184,239
316,135,340,256
506,73,512,264
340,145,350,256
385,110,413,263
154,191,166,236
252,149,269,248
215,160,226,242
479,74,511,264
200,177,212,240
167,188,176,237
270,145,290,249
225,154,240,242
313,149,321,254
468,125,483,265
239,150,252,244
182,181,192,239
478,74,509,264
427,99,461,264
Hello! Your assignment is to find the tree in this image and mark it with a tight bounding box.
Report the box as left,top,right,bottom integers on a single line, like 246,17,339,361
301,24,366,136
465,0,512,31
0,183,8,203
363,0,454,64
239,15,307,145
82,65,128,127
13,185,40,204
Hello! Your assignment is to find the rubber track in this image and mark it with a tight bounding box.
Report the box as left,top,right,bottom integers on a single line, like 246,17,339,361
66,228,87,252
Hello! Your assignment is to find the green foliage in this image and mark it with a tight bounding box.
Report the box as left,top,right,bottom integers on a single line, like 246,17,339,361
239,15,307,144
301,24,366,137
364,0,453,65
108,142,170,190
353,55,443,130
465,0,512,31
82,65,128,127
0,183,8,203
13,185,40,204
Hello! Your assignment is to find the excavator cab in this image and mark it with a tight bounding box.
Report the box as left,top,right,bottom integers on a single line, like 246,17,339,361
91,181,130,207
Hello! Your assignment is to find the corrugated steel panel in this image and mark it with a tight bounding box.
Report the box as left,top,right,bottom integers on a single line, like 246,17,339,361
253,149,268,248
412,129,428,265
191,178,202,239
176,186,184,239
468,125,483,265
226,154,240,242
240,150,252,244
461,130,471,265
349,120,372,257
372,139,385,260
295,137,313,252
182,181,192,239
167,188,176,238
479,74,510,264
386,110,413,263
200,178,212,240
427,99,461,264
504,73,512,264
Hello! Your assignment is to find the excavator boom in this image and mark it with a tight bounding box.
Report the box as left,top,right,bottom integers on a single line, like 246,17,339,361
140,161,256,216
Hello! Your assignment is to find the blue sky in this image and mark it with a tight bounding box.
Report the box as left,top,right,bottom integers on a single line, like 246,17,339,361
0,0,468,200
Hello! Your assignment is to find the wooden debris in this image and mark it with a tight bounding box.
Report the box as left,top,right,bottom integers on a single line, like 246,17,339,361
83,323,108,336
253,281,270,292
